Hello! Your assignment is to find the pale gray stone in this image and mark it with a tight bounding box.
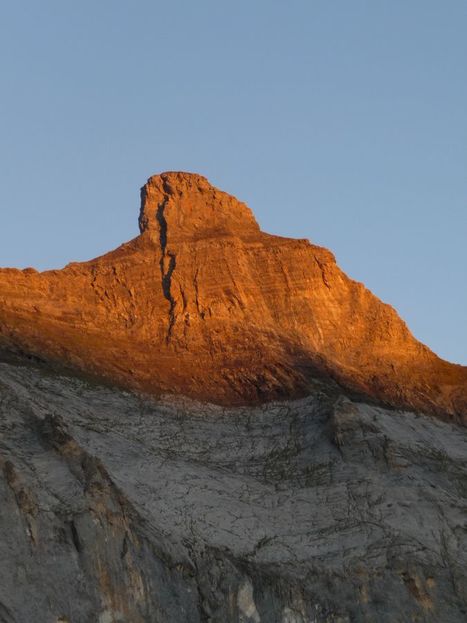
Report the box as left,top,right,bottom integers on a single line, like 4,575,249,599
0,357,466,622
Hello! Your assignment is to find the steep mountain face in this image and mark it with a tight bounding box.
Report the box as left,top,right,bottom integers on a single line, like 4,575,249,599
0,357,466,623
0,172,466,420
1,173,467,623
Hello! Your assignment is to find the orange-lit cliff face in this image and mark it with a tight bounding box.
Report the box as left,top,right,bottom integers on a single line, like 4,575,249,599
0,171,466,420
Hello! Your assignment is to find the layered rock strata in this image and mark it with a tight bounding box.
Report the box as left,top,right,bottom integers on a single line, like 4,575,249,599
0,357,466,622
0,172,465,420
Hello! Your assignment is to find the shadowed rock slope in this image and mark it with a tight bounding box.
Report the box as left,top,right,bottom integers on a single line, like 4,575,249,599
1,175,467,623
0,356,466,622
0,172,466,420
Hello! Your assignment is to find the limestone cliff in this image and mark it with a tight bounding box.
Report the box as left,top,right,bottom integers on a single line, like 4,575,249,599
1,173,467,623
0,356,466,622
0,171,466,419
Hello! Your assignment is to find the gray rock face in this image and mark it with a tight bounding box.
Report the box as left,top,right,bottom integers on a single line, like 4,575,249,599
0,358,466,622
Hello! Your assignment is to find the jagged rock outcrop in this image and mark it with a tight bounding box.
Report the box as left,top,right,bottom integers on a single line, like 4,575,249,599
0,171,466,420
1,173,467,622
0,356,466,622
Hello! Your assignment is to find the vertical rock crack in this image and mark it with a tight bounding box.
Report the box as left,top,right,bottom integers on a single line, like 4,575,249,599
314,256,331,290
156,198,177,341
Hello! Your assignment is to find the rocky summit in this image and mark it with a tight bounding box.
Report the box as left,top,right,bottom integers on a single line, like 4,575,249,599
0,173,466,623
0,171,466,420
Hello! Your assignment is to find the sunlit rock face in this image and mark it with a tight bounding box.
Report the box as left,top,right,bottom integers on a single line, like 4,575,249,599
1,173,467,622
0,171,465,419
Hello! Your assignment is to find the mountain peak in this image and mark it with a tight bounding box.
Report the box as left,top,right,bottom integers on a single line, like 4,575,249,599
0,172,466,421
138,171,260,241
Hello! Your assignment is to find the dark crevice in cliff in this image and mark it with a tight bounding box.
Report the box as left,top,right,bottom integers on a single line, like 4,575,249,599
0,600,16,623
156,197,177,341
314,256,331,290
69,520,82,553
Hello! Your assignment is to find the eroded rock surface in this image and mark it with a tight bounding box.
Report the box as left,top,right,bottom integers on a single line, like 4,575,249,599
1,357,466,622
0,172,466,420
1,172,467,622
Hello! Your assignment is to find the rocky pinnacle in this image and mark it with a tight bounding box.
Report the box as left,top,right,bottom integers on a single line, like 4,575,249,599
0,171,466,421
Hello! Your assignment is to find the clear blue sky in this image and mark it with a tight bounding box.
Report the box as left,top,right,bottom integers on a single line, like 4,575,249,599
1,1,466,364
